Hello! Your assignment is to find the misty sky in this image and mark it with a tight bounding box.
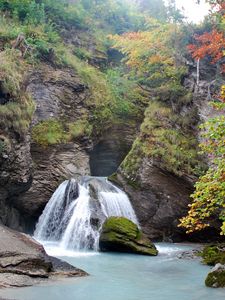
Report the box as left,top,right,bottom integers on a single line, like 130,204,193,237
175,0,210,22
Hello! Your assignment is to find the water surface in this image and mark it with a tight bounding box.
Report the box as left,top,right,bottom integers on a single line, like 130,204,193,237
1,243,225,300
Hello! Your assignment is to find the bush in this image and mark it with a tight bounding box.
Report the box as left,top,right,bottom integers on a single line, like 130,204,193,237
0,0,45,24
121,100,205,179
0,49,34,134
32,118,93,147
32,119,67,147
179,107,225,235
106,68,146,118
0,49,24,97
68,119,93,139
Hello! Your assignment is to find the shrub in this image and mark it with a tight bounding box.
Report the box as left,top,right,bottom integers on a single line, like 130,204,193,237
121,101,205,178
68,119,93,139
31,119,67,147
0,49,25,97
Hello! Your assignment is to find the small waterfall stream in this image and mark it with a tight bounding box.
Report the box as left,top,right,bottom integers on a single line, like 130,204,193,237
34,177,138,251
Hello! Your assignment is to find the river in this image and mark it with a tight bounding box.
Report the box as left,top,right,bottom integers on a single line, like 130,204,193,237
1,243,225,300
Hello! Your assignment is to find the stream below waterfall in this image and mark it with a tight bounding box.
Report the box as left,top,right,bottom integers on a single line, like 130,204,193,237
2,178,224,300
1,243,225,300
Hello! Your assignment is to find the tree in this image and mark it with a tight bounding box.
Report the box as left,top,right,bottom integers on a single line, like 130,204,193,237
179,0,225,235
179,102,225,235
137,0,167,20
109,20,187,89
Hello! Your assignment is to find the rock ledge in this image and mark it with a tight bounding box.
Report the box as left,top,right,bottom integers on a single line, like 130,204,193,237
0,225,87,288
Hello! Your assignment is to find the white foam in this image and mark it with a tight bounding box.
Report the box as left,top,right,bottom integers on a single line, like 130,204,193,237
40,241,99,257
34,178,139,252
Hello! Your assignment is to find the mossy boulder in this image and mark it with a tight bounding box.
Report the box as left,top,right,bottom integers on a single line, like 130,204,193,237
201,244,225,288
99,217,158,256
201,244,225,266
205,264,225,288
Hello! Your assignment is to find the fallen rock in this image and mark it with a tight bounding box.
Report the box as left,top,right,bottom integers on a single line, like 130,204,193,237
99,217,158,256
205,263,225,288
177,249,202,260
0,225,87,288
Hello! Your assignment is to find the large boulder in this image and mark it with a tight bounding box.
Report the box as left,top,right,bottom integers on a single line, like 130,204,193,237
99,217,158,256
201,244,225,288
0,225,87,288
205,264,225,288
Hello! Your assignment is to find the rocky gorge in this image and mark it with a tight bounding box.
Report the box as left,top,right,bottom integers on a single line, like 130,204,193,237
0,53,221,240
0,0,224,293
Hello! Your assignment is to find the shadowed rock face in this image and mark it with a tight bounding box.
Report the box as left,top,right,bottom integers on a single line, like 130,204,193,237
99,217,158,256
109,168,194,242
90,122,137,177
0,64,91,230
0,225,87,288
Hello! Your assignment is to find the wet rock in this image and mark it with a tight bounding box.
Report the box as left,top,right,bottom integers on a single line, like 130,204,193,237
113,170,194,242
14,143,89,220
205,264,225,288
0,225,87,288
0,64,91,230
99,217,158,256
177,249,201,260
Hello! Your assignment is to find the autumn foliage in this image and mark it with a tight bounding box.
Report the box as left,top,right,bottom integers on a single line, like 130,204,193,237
188,30,225,64
180,0,225,235
188,1,225,73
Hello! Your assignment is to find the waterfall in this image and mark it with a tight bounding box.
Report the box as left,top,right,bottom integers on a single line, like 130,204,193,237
34,177,138,251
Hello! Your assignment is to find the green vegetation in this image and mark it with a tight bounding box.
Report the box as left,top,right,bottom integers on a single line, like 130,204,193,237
0,0,224,241
0,49,25,97
109,17,206,181
121,99,204,179
32,120,66,147
0,49,34,134
0,0,148,141
200,244,225,266
180,107,225,235
99,216,158,256
205,267,225,288
32,118,93,147
106,68,147,118
68,119,93,139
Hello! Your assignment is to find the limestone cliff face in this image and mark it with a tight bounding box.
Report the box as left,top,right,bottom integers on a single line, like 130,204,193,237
0,63,91,229
111,58,224,242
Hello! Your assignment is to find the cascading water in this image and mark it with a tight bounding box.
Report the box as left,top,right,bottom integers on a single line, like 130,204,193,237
34,177,138,251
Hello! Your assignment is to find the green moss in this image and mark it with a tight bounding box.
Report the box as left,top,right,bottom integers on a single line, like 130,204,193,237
68,119,93,139
200,244,225,266
108,173,121,187
0,49,35,134
121,100,205,178
121,137,144,178
73,47,92,61
102,217,140,240
32,119,67,147
100,217,158,256
205,268,225,288
32,118,93,147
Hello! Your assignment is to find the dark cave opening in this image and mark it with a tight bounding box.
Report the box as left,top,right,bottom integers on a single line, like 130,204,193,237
89,137,131,177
